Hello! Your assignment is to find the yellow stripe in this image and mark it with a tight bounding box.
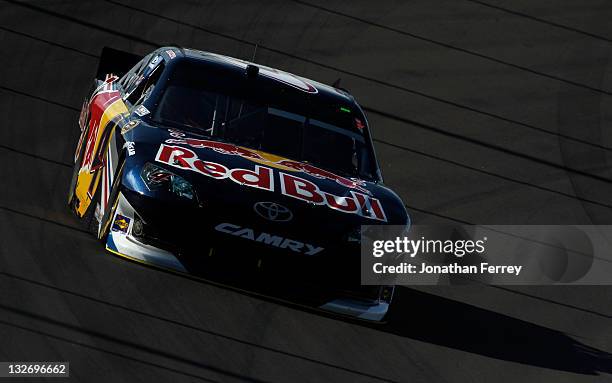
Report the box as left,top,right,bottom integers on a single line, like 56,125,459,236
105,246,191,278
105,246,150,266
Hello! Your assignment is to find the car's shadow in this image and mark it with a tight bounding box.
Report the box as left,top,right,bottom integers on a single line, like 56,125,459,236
153,258,612,376
372,286,612,376
106,250,612,376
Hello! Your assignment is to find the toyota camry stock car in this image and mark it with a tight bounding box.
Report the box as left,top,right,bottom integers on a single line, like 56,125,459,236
67,46,409,321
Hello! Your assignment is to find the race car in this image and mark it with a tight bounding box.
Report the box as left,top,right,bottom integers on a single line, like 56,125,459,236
67,46,409,321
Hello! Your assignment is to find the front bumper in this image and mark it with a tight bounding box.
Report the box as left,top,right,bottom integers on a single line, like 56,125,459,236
105,190,393,321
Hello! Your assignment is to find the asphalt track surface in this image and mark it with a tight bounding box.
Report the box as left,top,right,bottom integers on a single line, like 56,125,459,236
1,0,612,382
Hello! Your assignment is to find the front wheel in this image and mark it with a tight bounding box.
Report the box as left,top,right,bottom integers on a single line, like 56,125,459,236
98,159,125,242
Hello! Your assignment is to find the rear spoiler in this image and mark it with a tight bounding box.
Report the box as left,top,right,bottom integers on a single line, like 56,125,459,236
95,46,143,80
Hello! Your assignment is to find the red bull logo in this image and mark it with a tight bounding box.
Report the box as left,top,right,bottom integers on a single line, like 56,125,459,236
164,135,370,194
155,144,386,221
112,214,131,233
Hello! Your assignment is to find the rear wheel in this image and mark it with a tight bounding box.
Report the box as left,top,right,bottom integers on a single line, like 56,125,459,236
67,131,87,207
80,176,102,236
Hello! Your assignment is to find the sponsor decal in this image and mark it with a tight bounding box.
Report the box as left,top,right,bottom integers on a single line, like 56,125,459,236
168,128,186,139
164,136,369,194
125,141,136,156
253,201,293,222
121,120,140,134
149,55,162,68
165,49,176,59
134,105,150,117
112,214,131,233
104,74,119,84
215,223,324,255
155,144,386,221
355,118,365,131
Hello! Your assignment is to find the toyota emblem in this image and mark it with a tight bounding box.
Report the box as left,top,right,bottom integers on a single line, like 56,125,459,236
253,201,293,222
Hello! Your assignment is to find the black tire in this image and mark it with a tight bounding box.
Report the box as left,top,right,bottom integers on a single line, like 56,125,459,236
67,133,87,207
98,159,125,242
80,174,103,236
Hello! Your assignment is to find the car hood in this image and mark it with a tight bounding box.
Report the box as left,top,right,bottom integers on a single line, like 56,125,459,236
123,121,409,243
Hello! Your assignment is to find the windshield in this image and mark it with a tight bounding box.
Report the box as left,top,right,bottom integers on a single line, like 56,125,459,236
148,61,376,179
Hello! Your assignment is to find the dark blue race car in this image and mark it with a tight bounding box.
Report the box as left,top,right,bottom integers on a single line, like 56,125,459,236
67,46,409,321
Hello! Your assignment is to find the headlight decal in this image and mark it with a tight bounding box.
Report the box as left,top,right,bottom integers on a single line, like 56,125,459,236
140,162,196,201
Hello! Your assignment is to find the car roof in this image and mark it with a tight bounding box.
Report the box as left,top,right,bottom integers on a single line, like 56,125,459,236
160,46,357,107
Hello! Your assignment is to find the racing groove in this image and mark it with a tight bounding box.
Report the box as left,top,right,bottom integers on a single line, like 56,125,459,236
1,0,612,381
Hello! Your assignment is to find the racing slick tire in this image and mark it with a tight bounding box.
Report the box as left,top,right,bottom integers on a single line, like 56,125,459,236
98,158,125,242
67,131,86,207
